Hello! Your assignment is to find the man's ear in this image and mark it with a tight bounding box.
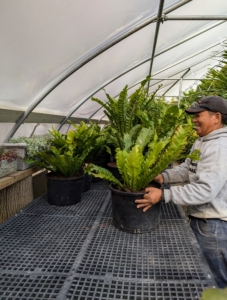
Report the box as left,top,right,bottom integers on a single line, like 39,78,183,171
214,112,221,124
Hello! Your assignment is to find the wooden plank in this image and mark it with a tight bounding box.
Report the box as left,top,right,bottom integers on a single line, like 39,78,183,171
0,166,42,190
0,176,33,223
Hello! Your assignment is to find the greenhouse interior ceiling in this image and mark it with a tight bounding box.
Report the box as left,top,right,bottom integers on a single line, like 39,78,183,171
1,0,227,142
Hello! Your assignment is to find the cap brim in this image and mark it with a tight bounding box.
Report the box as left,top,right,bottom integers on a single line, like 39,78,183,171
185,107,206,114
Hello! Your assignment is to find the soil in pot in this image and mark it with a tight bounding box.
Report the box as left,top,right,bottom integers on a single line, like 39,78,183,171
47,173,84,206
110,181,161,234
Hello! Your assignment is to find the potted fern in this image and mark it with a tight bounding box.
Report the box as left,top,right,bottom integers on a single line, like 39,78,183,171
65,121,108,190
85,125,200,233
87,77,200,233
33,126,92,206
91,76,161,179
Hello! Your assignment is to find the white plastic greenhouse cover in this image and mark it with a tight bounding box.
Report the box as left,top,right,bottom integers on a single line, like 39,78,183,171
1,0,227,142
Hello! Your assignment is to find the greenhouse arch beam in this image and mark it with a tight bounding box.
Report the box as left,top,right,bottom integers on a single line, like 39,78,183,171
149,44,225,97
155,20,226,57
3,0,190,142
152,39,226,78
81,44,224,124
148,0,165,80
86,107,102,123
57,58,152,130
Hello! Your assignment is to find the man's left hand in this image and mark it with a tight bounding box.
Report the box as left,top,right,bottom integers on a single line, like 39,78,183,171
135,187,162,212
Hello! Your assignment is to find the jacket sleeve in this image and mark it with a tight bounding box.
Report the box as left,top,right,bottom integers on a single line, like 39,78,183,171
164,144,227,206
162,158,191,184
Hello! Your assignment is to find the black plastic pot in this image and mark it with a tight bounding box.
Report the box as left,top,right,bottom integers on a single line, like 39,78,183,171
46,173,84,206
109,182,161,234
107,162,122,181
92,158,106,182
82,173,92,192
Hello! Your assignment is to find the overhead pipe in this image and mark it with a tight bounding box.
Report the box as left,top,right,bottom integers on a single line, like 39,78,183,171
3,0,191,142
147,0,165,92
162,15,227,21
162,68,190,96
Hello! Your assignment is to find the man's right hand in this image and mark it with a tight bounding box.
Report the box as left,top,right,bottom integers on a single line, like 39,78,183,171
154,174,164,184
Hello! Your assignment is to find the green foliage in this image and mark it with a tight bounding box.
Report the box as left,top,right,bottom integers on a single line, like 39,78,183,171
85,164,123,188
63,121,108,163
200,287,227,300
91,76,162,150
37,144,91,177
85,125,200,192
33,124,95,177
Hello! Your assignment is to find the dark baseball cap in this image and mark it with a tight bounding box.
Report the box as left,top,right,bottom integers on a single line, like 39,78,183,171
185,96,227,115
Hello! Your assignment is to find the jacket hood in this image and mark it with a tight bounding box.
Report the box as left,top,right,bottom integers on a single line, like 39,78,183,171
202,126,227,141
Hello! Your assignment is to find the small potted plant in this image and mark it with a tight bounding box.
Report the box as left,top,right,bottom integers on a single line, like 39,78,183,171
0,147,20,178
64,121,109,190
33,127,93,206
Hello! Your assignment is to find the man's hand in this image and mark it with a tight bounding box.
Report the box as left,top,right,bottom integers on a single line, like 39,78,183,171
135,187,162,212
154,174,164,184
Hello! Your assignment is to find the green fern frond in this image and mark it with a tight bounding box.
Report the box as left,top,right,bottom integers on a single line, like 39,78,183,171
85,164,123,189
117,85,128,136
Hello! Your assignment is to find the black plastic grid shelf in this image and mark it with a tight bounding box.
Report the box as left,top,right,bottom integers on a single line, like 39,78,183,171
0,273,67,300
67,277,210,300
0,214,95,273
0,180,216,299
22,190,110,217
76,218,208,281
90,180,109,190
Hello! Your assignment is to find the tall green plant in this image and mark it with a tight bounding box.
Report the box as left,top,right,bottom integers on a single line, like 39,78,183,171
91,76,161,150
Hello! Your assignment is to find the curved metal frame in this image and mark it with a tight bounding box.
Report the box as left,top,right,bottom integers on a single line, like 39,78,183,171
57,58,151,130
3,0,191,142
48,39,227,129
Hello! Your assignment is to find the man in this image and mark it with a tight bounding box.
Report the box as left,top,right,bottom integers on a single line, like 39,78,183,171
135,96,227,288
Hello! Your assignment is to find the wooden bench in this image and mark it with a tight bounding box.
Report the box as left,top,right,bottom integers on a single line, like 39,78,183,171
0,166,47,223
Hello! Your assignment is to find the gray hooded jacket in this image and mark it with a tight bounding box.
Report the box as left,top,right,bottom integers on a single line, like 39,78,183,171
162,127,227,221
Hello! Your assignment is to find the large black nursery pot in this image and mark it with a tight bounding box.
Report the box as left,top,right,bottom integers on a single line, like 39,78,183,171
109,182,161,234
47,172,84,206
82,173,92,192
107,162,122,181
92,157,106,183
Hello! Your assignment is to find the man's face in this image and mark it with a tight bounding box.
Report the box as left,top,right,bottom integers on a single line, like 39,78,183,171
192,111,220,137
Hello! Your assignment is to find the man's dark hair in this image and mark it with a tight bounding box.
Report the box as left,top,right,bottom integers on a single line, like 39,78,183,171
208,111,227,124
221,113,227,125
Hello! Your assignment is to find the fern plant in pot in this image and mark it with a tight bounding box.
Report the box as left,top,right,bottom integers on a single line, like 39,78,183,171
65,120,109,190
85,126,200,233
33,126,92,206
